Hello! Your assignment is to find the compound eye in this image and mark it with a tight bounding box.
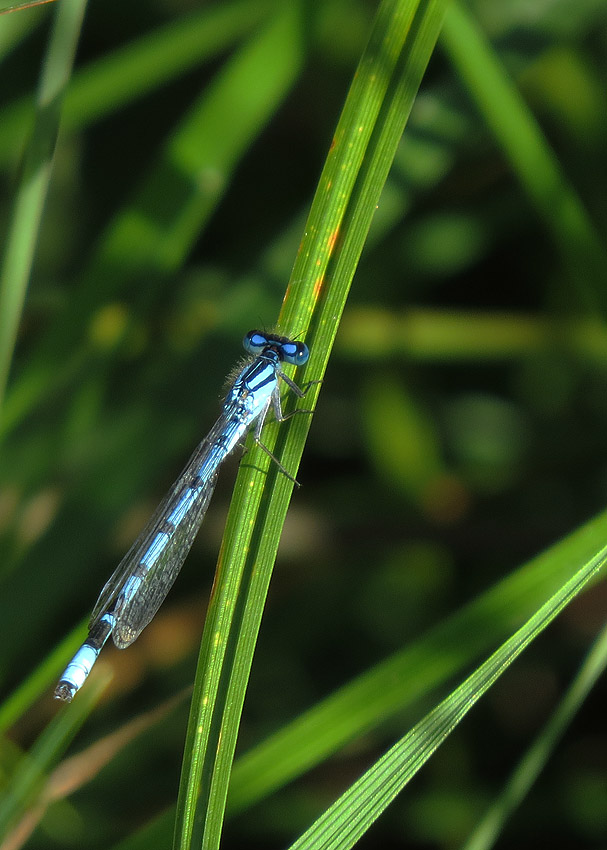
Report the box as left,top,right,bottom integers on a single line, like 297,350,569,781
282,340,309,366
243,330,268,355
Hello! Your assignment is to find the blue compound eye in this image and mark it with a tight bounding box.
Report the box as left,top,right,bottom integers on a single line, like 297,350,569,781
243,330,269,355
281,340,309,366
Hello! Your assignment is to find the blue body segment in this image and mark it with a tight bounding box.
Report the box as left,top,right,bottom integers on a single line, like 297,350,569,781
55,331,309,702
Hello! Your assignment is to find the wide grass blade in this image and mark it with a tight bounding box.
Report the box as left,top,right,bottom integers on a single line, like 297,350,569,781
175,1,450,848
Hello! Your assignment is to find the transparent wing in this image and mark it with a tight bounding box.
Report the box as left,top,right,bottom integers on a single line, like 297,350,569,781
90,412,244,648
112,472,218,647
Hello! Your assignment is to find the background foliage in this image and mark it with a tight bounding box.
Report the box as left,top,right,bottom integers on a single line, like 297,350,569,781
0,0,606,848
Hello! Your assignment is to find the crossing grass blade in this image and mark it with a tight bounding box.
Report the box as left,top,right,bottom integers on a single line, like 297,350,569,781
285,545,607,850
175,1,451,848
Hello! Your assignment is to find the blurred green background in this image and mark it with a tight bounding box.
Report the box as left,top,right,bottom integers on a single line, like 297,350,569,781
0,0,606,847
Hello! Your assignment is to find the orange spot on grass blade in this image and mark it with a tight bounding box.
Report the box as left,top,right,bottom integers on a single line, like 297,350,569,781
327,225,340,255
313,274,325,302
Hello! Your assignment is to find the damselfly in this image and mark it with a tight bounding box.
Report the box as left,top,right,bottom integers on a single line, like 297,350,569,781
55,330,310,702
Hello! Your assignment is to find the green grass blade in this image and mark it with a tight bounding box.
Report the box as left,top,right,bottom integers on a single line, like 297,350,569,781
286,547,607,850
462,622,607,850
440,0,607,315
175,1,450,848
0,0,87,413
